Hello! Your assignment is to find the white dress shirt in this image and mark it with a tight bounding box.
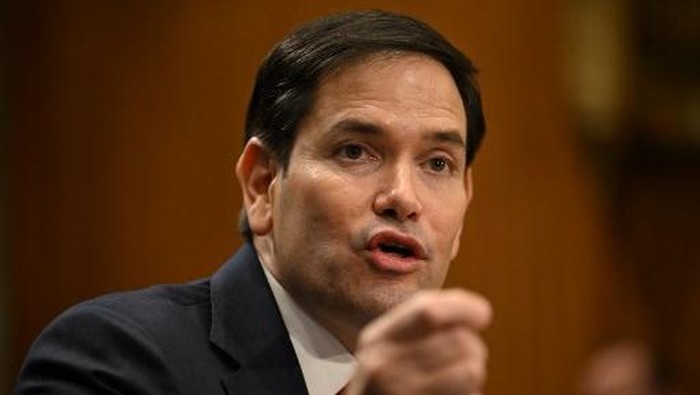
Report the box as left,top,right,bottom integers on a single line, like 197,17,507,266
262,262,357,395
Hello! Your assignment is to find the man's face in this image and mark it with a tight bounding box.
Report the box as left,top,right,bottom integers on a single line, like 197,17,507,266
259,54,471,334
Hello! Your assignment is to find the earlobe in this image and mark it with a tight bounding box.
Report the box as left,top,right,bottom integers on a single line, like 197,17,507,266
235,138,278,236
450,225,463,260
464,167,474,209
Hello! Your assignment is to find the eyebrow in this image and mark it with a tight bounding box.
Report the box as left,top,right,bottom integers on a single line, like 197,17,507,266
428,130,465,149
328,119,383,136
328,119,466,149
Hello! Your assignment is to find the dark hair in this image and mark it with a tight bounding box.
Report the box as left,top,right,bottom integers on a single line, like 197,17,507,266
240,10,486,240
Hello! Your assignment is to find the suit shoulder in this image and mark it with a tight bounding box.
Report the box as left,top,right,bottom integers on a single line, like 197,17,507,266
71,278,213,338
15,279,214,394
88,278,211,312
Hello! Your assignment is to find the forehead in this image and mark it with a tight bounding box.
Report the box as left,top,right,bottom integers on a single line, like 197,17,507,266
306,53,467,135
319,53,462,102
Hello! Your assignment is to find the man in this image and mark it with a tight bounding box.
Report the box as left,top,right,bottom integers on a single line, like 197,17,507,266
16,10,491,395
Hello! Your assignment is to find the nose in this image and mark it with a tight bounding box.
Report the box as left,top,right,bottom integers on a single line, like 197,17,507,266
372,162,422,222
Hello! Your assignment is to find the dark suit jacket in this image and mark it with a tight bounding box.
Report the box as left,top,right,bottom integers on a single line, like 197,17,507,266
15,243,308,394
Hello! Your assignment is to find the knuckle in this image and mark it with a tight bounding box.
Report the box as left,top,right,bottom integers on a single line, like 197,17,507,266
468,361,487,389
448,288,493,328
435,362,483,395
477,298,494,328
448,328,484,360
412,290,439,308
451,328,472,350
414,305,442,328
357,327,376,348
437,364,484,394
449,333,488,389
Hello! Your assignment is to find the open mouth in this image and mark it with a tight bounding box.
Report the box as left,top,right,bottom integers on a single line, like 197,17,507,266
366,230,426,273
368,230,426,260
378,242,415,258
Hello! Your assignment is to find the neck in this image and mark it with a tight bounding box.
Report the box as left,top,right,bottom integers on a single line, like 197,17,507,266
252,236,361,353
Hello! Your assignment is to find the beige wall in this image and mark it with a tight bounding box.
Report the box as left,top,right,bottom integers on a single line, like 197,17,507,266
7,2,615,394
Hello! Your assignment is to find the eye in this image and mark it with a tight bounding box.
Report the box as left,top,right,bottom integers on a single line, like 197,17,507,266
335,143,377,163
428,157,447,172
423,155,456,175
340,144,366,160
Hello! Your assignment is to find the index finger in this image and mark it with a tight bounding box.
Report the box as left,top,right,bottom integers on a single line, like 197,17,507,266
360,289,492,345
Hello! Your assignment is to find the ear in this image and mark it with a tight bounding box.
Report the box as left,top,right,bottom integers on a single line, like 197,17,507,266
450,167,474,259
464,166,474,209
235,137,279,236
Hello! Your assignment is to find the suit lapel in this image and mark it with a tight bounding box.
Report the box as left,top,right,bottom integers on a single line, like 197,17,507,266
209,243,307,395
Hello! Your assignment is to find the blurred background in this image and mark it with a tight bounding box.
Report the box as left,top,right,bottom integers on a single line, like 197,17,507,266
1,1,698,394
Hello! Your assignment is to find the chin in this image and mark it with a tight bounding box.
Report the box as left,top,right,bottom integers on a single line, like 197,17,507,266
347,282,421,322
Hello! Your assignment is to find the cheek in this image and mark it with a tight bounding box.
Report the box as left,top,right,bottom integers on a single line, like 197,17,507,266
275,170,364,243
428,190,468,253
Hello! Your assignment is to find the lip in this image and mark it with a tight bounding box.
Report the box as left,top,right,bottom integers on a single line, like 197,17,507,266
365,230,427,274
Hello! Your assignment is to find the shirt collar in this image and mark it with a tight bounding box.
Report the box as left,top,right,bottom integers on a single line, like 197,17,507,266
261,262,356,395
